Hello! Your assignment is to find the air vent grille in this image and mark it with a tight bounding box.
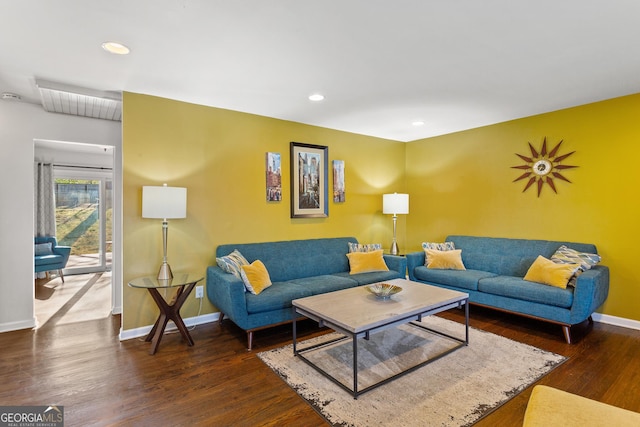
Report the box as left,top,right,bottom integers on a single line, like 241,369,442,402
36,79,122,121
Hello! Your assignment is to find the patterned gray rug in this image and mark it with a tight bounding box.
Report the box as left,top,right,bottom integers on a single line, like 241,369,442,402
258,316,566,426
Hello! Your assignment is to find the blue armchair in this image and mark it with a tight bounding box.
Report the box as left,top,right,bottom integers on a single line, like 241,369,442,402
34,236,71,282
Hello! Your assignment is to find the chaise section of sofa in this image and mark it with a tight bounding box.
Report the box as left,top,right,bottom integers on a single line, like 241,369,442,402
207,237,407,349
407,235,609,343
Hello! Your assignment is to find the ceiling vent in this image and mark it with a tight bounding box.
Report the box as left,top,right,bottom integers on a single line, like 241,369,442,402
36,79,122,121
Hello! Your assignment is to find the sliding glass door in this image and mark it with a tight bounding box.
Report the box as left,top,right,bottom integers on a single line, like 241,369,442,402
54,170,112,274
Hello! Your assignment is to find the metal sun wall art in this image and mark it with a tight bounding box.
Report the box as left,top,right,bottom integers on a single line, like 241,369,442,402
512,137,577,197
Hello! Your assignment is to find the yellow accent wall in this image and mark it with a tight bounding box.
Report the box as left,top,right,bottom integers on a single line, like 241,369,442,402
406,93,640,321
122,93,406,330
123,91,640,330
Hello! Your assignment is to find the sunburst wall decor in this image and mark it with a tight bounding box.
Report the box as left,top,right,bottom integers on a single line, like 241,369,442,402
512,137,577,197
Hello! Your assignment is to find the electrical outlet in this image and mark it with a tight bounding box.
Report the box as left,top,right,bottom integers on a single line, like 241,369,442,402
195,285,204,299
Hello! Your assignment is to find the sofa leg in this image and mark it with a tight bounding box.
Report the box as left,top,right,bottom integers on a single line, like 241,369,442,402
562,325,572,344
247,331,253,351
588,315,594,324
218,312,225,325
58,269,65,283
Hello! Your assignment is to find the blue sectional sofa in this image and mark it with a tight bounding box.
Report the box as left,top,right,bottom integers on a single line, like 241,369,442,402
207,237,407,349
407,235,609,343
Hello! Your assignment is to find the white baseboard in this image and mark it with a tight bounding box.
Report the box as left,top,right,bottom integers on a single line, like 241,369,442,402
116,311,640,341
119,312,220,341
0,317,37,333
592,313,640,331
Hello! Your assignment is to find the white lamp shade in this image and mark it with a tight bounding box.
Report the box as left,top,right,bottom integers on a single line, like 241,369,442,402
142,186,187,219
383,193,409,215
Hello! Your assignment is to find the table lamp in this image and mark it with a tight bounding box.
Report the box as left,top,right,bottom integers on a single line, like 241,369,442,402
383,193,409,255
142,184,187,280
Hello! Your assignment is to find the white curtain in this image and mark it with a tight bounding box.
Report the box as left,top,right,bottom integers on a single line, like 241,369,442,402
34,162,56,237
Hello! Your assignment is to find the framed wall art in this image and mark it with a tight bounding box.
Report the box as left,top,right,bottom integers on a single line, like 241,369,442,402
290,142,328,218
333,160,345,202
266,152,282,201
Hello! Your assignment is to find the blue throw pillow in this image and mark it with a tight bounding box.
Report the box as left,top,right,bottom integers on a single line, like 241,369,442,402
35,242,53,256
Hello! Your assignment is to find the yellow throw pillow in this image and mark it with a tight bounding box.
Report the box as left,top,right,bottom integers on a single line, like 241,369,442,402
425,249,466,270
346,249,389,274
524,255,580,289
240,260,272,295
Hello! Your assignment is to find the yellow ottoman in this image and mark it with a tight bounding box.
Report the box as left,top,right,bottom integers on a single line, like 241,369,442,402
523,385,640,427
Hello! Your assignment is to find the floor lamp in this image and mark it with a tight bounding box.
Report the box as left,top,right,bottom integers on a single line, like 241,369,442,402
142,184,187,280
383,193,409,256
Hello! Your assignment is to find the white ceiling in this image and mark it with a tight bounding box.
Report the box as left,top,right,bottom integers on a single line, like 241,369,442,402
2,1,640,142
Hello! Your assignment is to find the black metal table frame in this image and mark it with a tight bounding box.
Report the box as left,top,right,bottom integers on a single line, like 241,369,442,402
292,298,469,399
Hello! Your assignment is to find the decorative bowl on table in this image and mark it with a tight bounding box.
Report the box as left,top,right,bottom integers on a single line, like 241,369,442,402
366,283,403,299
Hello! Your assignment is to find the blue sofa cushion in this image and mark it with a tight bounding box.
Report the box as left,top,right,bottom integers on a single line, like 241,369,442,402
478,276,574,308
216,237,356,282
289,274,358,295
35,254,65,266
413,266,497,291
333,270,404,286
461,253,538,277
449,235,598,276
245,281,313,314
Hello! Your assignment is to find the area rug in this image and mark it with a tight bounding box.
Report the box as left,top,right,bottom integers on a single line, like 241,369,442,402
258,316,566,427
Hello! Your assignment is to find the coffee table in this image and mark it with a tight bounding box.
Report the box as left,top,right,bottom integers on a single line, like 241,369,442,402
292,278,469,398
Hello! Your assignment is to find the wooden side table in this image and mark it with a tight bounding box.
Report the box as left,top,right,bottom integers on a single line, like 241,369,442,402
128,272,203,355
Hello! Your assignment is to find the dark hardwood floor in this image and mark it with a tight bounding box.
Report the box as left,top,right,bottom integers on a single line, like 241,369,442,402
1,297,639,426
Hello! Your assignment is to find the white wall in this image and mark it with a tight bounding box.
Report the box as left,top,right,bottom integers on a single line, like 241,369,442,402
0,101,121,332
35,140,114,169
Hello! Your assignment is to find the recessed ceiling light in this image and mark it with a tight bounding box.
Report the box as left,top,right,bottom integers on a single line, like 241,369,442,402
101,41,130,55
309,93,325,101
412,120,425,126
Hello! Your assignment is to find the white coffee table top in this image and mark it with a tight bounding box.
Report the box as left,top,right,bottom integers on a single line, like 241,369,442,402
292,278,468,334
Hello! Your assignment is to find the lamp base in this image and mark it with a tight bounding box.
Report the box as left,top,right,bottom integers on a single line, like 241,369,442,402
390,241,400,256
157,262,173,281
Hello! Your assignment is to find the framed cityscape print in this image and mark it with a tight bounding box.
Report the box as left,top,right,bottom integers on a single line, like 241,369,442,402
333,160,345,202
266,152,281,201
290,142,328,218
